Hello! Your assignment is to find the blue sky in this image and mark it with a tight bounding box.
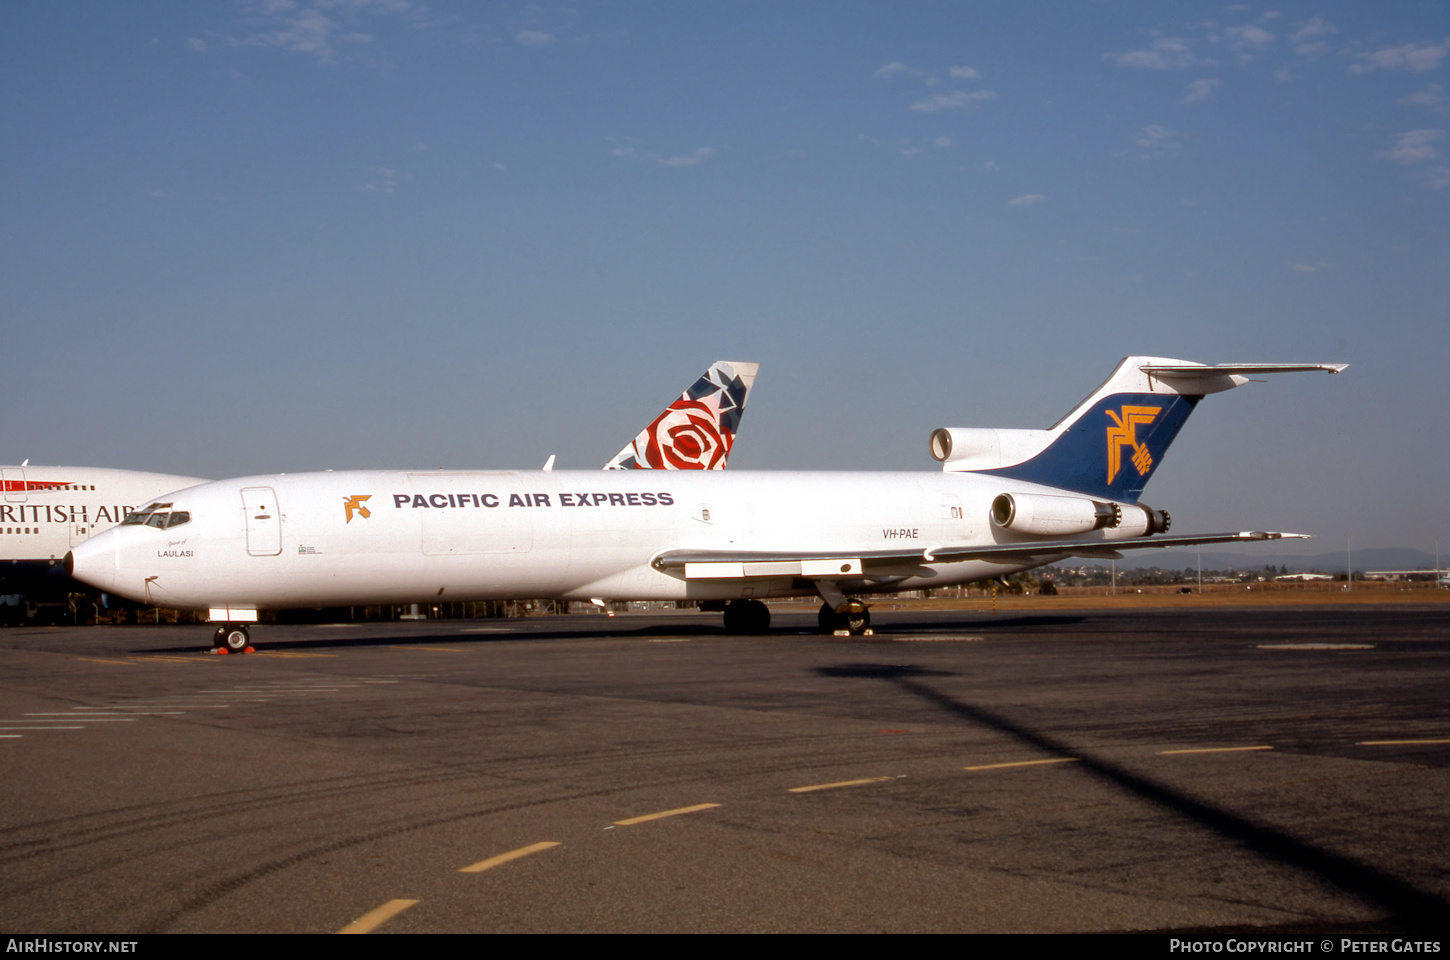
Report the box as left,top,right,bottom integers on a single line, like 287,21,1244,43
2,2,1446,554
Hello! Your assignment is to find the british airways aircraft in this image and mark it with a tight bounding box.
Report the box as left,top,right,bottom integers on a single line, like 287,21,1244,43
65,357,1344,651
0,464,205,619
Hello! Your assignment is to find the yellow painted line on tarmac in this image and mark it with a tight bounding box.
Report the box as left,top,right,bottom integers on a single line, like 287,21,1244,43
614,803,720,826
1359,738,1450,746
1160,745,1274,755
459,841,560,873
392,645,467,653
74,658,136,666
789,776,896,793
253,652,336,659
336,898,419,934
964,758,1079,772
134,656,203,664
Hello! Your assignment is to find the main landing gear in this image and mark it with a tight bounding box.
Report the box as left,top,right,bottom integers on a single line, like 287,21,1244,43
818,600,871,635
212,624,252,654
722,599,771,634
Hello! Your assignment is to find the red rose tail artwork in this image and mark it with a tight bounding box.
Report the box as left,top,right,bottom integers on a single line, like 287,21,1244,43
603,361,758,470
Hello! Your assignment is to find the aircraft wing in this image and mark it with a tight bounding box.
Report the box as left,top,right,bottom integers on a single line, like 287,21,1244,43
653,531,1308,579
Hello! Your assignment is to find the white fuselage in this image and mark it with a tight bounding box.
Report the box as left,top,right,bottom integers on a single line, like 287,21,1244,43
68,468,1151,612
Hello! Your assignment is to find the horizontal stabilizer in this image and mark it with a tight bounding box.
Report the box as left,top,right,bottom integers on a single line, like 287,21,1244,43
1140,362,1348,378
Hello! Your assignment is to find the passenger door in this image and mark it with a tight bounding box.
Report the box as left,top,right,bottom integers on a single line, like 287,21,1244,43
241,486,282,557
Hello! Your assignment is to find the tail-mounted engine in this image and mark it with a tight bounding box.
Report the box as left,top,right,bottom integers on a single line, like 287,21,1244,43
990,493,1170,538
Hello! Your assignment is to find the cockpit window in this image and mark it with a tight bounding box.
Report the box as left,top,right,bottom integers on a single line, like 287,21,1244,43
121,503,189,529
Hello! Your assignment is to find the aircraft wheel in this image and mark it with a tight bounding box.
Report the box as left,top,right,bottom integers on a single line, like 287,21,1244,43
212,626,227,648
818,602,841,633
843,606,870,635
746,599,770,632
220,625,250,653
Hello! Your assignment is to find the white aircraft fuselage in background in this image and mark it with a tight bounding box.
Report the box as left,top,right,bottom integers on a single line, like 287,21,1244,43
66,357,1345,644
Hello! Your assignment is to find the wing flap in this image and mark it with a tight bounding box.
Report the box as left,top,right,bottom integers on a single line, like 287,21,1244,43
656,531,1307,578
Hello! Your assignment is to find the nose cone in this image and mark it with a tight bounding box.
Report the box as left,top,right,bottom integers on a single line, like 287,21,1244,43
67,530,118,594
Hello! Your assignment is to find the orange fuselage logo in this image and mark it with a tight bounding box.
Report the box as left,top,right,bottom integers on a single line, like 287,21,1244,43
343,495,372,523
1105,406,1161,484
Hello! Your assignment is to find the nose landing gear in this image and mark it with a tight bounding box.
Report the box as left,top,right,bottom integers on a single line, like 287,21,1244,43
212,624,253,654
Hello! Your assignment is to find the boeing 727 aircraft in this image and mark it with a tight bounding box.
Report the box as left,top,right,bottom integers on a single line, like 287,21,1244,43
66,357,1345,650
4,362,753,624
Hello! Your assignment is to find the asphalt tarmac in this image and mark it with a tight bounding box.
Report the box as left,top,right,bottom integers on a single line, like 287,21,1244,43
1,605,1446,934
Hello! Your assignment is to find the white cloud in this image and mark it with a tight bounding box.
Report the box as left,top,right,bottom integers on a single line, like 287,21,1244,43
1422,166,1450,189
238,1,407,62
1136,124,1181,154
262,9,343,59
1007,193,1045,207
187,37,207,52
949,65,980,80
874,61,932,84
1350,39,1450,75
515,30,555,46
981,160,999,172
909,90,996,112
932,137,952,149
657,148,716,168
360,166,396,193
1181,78,1220,104
1291,263,1316,272
1110,37,1195,69
1224,24,1274,52
1288,16,1336,57
1400,84,1444,107
1382,129,1443,164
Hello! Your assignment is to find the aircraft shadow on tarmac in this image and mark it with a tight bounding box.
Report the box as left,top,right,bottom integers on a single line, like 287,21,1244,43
128,612,1091,655
816,662,1450,935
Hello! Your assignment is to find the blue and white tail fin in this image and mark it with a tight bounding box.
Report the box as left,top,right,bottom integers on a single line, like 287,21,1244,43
930,357,1346,502
604,361,760,470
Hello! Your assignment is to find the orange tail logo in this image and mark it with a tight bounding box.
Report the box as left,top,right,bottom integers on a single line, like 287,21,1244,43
1105,406,1161,484
343,495,372,523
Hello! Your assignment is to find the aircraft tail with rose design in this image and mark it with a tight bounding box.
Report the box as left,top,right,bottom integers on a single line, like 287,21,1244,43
603,361,759,470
